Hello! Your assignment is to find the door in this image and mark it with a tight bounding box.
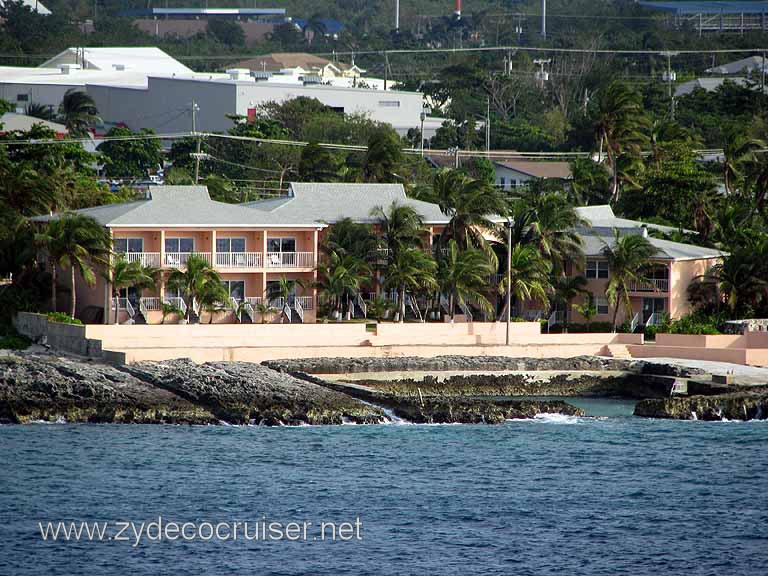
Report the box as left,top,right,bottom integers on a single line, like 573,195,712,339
642,298,666,323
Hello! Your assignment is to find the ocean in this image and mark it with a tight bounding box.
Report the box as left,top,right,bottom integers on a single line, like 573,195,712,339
1,402,767,575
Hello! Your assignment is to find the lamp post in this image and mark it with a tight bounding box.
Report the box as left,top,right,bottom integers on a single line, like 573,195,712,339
420,110,426,157
505,218,512,346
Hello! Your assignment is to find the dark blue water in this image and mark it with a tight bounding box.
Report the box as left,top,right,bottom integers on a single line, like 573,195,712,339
1,412,767,575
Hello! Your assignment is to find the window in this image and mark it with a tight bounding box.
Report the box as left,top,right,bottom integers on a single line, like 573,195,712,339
216,237,246,253
16,94,28,102
378,100,401,107
267,237,296,252
595,294,609,315
114,238,144,253
118,286,139,303
499,177,506,188
586,260,609,279
165,237,194,253
221,280,245,302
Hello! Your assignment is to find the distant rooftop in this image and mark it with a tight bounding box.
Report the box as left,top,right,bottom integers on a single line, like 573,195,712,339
120,7,286,17
40,47,193,74
0,112,67,134
494,160,572,180
639,1,768,14
0,0,50,15
707,55,767,74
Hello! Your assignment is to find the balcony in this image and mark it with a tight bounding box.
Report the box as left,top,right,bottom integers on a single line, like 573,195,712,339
117,252,161,268
265,251,314,269
216,252,263,269
164,252,212,268
628,278,669,293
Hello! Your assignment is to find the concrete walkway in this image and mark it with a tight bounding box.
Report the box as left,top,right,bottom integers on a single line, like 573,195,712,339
640,357,768,386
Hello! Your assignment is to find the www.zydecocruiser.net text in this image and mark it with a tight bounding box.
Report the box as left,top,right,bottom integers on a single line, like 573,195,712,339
38,516,364,546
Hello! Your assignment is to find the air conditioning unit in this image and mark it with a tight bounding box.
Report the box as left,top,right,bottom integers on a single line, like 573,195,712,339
535,71,549,82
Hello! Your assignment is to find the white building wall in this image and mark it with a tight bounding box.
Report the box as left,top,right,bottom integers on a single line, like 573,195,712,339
0,82,81,112
86,76,424,135
494,166,534,191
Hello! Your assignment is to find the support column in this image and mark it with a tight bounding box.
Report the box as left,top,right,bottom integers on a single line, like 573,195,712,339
312,228,319,315
104,228,113,324
211,229,217,269
159,230,166,269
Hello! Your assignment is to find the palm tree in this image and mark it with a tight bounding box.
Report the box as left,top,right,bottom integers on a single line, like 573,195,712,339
197,280,230,324
601,229,659,330
498,244,552,319
35,214,111,319
267,276,307,321
509,191,587,275
58,89,101,138
25,102,55,121
438,240,495,321
694,241,768,317
371,202,426,261
722,133,764,195
593,81,649,201
254,300,278,324
322,218,378,265
103,257,158,324
416,169,507,266
166,254,223,324
552,275,588,331
384,248,438,323
316,251,370,320
573,293,598,331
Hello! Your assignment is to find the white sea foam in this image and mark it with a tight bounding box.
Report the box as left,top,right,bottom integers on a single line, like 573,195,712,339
530,413,584,424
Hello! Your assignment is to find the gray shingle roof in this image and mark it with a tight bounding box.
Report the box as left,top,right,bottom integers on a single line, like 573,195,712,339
243,182,461,225
33,186,324,228
575,205,680,234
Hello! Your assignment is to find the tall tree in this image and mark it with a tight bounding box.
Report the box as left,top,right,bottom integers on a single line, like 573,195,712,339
438,240,495,321
166,254,223,324
416,169,506,265
98,127,163,180
35,214,111,318
601,229,659,329
498,244,552,318
364,127,403,183
58,90,101,138
593,81,649,201
103,257,158,324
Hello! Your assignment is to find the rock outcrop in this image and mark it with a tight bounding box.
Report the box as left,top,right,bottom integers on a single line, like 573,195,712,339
0,353,384,425
634,391,768,421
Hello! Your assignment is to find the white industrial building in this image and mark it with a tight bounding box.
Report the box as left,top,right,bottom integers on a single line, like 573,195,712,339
0,47,193,114
1,48,424,135
0,0,50,14
87,71,425,135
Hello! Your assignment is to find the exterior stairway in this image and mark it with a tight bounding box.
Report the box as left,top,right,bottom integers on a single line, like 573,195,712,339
606,344,633,359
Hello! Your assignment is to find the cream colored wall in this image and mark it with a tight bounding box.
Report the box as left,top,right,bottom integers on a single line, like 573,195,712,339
669,258,717,319
112,229,163,252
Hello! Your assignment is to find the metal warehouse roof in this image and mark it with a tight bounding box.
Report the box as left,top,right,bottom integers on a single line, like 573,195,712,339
640,1,768,13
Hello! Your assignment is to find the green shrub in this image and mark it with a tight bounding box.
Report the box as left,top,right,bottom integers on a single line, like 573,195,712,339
0,324,31,350
566,322,615,333
645,312,723,338
47,312,83,325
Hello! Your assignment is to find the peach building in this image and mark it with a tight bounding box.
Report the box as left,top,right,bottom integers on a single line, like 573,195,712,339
37,185,721,328
37,184,454,324
522,205,722,329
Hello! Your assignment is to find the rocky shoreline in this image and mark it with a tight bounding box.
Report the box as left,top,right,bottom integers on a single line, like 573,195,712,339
2,351,767,424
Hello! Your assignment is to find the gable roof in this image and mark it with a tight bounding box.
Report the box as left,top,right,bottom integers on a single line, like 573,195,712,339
494,160,572,179
33,186,324,228
707,55,766,75
40,47,192,74
243,182,470,225
574,205,721,260
0,112,67,134
232,52,336,72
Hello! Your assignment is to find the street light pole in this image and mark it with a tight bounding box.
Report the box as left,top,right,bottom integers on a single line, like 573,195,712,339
191,100,201,184
505,218,512,346
420,110,426,157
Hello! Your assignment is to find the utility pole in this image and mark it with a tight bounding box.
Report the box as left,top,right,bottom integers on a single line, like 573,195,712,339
395,0,400,32
383,51,390,91
541,0,547,39
191,100,202,183
662,52,678,119
505,219,512,346
420,109,426,157
762,51,766,94
485,97,491,154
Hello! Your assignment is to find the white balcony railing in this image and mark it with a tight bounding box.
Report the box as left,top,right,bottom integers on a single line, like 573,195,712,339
163,252,212,268
265,252,314,268
629,278,669,293
267,296,314,310
140,297,162,312
117,252,161,268
216,252,263,269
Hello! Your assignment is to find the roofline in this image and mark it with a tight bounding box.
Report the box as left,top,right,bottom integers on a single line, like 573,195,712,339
107,224,327,229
